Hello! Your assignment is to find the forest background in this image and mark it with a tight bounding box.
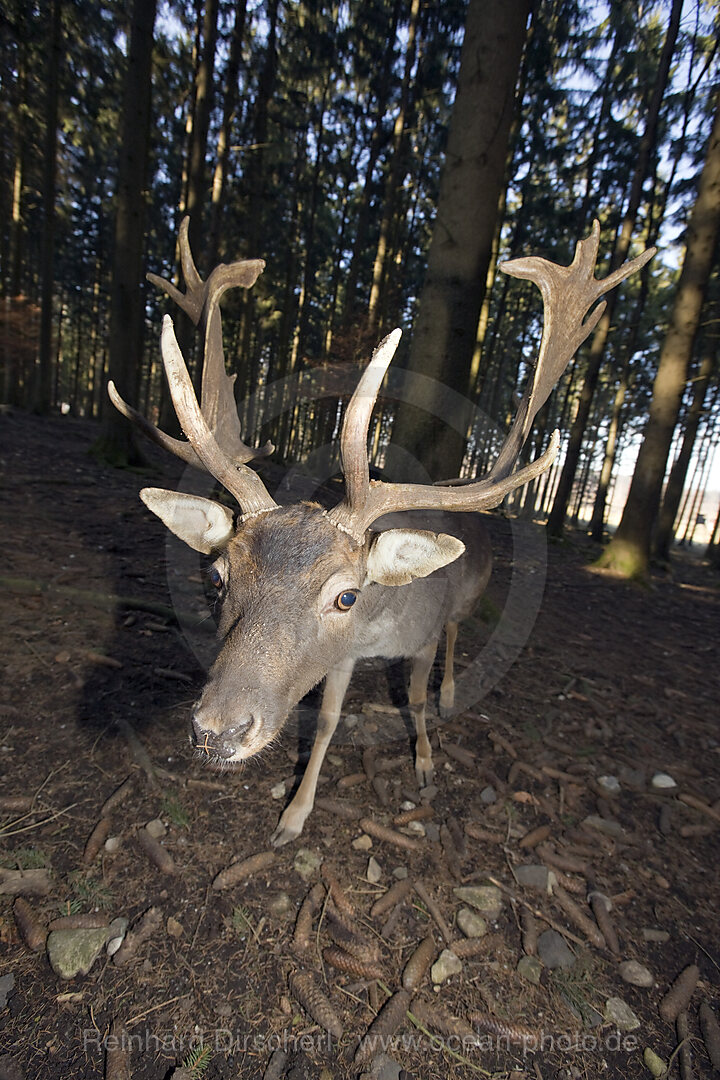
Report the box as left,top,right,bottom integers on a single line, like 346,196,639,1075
2,0,720,579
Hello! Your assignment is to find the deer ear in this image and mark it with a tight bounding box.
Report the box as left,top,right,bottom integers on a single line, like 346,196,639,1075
140,488,235,554
365,529,465,587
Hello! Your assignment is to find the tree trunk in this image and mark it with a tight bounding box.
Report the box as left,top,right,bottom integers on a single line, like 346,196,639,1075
206,0,247,268
597,89,720,577
546,0,682,536
34,0,62,414
654,350,715,559
94,0,157,464
389,0,531,481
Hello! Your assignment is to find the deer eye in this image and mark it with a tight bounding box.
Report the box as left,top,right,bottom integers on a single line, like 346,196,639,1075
335,590,357,611
209,567,223,590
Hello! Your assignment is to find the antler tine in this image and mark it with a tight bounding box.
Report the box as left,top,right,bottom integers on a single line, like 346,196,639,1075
333,329,402,517
326,223,654,542
112,218,273,470
159,315,278,515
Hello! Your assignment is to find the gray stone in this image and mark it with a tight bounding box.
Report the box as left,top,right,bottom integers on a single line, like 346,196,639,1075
537,930,575,970
597,775,621,795
293,848,322,882
604,996,640,1032
582,814,625,837
106,916,129,956
145,817,166,838
480,785,497,804
431,949,462,984
651,772,677,791
268,892,293,920
0,974,15,1009
47,927,110,979
517,955,542,985
368,1053,402,1080
456,907,488,938
452,885,503,921
618,960,654,988
642,928,670,944
367,857,382,884
515,864,556,893
0,1054,25,1080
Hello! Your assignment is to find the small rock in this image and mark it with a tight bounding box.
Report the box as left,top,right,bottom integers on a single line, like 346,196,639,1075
643,1047,668,1077
424,822,440,843
268,892,293,919
54,650,71,664
392,866,408,880
270,782,286,800
456,907,487,938
367,857,382,884
452,886,503,921
0,974,15,1009
166,916,184,938
537,930,575,970
598,775,621,795
343,714,359,729
480,785,497,804
651,772,677,791
145,818,166,839
293,848,322,882
515,864,556,893
517,955,542,985
642,928,670,944
0,1054,25,1080
47,927,110,979
582,814,625,837
405,820,426,836
431,949,462,984
326,754,343,768
106,917,129,956
352,834,373,851
104,836,122,854
368,1053,402,1080
419,784,438,800
604,996,640,1032
619,960,654,988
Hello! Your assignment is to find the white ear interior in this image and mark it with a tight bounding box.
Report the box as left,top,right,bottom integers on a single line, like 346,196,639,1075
365,528,465,587
140,488,235,554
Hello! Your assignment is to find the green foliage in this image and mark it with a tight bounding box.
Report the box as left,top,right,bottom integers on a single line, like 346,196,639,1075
0,846,49,869
181,1044,212,1077
64,869,113,911
161,792,190,829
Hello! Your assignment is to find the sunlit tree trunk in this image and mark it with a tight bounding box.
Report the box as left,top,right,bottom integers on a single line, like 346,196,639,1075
654,350,715,559
546,0,682,536
597,90,720,578
389,0,531,481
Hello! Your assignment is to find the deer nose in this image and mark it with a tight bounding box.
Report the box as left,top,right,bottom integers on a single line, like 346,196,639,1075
191,715,253,758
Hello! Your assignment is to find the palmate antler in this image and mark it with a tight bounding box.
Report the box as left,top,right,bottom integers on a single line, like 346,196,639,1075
326,221,655,540
112,221,653,535
108,217,273,474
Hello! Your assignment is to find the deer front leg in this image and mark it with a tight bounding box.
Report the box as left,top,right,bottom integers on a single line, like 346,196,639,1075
270,660,354,847
409,639,439,788
439,620,458,716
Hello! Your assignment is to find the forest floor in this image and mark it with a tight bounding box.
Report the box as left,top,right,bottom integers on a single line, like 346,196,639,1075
1,409,719,1080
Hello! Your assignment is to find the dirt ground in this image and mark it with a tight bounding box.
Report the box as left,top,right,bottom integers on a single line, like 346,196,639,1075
1,409,719,1080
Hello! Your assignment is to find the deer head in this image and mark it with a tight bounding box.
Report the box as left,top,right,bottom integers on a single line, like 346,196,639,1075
111,220,653,765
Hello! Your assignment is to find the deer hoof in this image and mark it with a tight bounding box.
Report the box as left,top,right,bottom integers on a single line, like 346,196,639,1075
271,813,305,848
415,760,434,789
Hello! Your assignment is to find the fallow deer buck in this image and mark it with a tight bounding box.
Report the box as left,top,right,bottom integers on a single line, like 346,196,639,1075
110,219,652,846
